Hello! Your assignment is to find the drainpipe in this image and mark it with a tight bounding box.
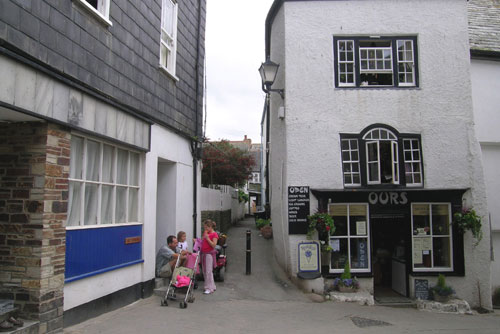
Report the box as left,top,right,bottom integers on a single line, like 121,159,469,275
192,0,203,238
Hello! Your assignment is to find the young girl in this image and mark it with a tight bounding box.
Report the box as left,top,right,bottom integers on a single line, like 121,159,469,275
177,231,189,252
201,219,218,294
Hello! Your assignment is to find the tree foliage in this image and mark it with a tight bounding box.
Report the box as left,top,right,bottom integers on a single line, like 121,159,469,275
201,140,255,187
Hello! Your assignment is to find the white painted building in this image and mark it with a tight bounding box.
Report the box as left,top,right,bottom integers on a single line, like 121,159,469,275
263,0,491,308
468,0,500,295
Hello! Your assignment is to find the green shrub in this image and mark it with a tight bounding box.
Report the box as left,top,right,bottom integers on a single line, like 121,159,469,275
340,262,351,280
256,218,270,229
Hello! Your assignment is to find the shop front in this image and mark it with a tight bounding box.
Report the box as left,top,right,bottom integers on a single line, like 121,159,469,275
312,189,466,298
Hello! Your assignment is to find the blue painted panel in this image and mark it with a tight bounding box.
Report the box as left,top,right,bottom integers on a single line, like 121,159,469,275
65,225,143,283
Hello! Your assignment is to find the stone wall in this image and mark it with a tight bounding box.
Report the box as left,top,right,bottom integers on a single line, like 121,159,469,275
0,121,69,333
201,210,231,233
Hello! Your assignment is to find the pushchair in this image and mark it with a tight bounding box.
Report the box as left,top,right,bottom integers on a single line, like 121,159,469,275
160,252,199,308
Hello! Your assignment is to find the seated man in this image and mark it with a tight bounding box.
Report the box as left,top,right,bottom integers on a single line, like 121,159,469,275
156,235,188,278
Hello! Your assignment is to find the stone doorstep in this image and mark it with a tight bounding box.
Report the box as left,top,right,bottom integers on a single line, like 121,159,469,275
327,290,375,306
1,320,39,334
416,298,473,315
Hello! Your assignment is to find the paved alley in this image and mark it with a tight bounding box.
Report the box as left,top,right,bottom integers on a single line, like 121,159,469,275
65,217,500,334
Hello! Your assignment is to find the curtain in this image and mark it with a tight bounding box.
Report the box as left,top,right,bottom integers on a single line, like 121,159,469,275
70,136,83,179
67,181,81,226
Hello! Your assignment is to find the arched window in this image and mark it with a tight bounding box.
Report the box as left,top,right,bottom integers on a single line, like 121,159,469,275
362,128,399,185
340,125,423,187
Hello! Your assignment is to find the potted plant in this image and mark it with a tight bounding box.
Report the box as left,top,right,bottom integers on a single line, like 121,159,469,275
333,262,359,293
430,274,455,303
453,208,482,245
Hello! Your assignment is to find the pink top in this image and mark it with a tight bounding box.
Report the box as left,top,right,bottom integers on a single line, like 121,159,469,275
201,232,218,253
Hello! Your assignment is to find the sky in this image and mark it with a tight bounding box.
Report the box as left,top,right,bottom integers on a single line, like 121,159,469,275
204,0,275,144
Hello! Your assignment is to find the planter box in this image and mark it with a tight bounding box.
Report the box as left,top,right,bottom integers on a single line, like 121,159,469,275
338,286,358,293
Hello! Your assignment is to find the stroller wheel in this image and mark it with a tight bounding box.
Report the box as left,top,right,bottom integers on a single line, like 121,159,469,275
218,267,225,282
180,301,187,309
188,296,195,303
161,299,168,306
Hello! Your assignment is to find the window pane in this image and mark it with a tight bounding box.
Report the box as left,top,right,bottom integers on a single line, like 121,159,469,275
343,163,351,172
102,144,114,183
86,140,100,181
128,188,139,222
68,181,81,226
117,149,128,184
341,140,349,150
101,185,113,224
352,151,359,161
432,204,450,235
162,0,175,36
330,238,348,269
344,174,352,184
84,184,98,225
368,163,378,181
116,186,127,224
129,153,140,186
433,237,451,267
349,205,367,236
331,205,348,236
350,238,369,269
414,173,421,184
413,204,430,235
353,174,360,184
342,151,350,161
70,136,84,179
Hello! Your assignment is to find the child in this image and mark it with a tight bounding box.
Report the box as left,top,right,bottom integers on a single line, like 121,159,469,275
177,231,189,252
201,219,218,294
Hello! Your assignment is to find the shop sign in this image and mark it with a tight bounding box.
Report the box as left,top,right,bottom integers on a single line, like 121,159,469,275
288,186,310,234
414,279,429,300
368,191,408,205
358,239,368,268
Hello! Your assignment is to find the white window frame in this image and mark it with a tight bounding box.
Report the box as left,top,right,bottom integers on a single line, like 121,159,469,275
397,40,416,86
67,134,142,229
74,0,112,27
341,139,361,187
159,0,179,80
251,172,260,184
328,203,371,274
337,40,355,87
403,138,423,186
363,128,399,185
411,203,453,272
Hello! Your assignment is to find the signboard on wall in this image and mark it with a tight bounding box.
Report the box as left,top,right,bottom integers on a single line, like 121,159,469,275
414,279,429,300
288,186,310,234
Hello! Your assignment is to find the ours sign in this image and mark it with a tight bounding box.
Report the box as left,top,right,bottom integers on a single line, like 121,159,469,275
368,191,408,205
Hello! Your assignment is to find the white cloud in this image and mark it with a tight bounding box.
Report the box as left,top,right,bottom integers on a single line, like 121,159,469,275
204,0,274,143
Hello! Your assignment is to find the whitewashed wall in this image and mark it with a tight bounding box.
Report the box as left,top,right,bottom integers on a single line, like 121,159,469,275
471,58,500,290
64,124,200,310
200,186,245,222
268,0,490,307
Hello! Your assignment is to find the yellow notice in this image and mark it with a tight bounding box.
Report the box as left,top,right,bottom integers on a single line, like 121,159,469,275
422,237,432,251
413,249,423,264
356,221,367,236
414,238,423,251
350,205,367,216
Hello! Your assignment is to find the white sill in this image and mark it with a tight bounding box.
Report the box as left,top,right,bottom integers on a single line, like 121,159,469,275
73,0,113,27
66,222,142,230
159,65,179,82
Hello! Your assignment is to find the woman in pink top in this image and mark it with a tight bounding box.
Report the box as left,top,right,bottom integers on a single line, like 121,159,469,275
201,219,218,294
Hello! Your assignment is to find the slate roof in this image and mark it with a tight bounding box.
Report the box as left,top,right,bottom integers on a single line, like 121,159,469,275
468,0,500,54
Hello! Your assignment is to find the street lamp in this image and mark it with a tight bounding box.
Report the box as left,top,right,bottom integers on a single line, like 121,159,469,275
258,58,284,99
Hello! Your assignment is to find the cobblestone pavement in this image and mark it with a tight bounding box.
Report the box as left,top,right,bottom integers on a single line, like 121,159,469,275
65,217,500,334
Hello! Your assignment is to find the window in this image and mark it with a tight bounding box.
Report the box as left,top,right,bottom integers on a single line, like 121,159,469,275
160,0,178,76
411,204,453,271
403,139,423,186
334,36,418,88
363,128,399,185
328,204,370,273
75,0,112,25
68,135,141,227
340,125,423,187
341,139,361,186
251,172,260,184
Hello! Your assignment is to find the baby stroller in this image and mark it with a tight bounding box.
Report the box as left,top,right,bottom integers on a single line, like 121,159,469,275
160,252,199,309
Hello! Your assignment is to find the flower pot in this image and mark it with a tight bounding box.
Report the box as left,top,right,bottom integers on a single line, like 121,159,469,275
433,294,451,303
338,286,357,293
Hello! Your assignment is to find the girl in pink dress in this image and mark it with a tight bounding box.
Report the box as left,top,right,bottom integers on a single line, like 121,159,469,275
201,219,218,294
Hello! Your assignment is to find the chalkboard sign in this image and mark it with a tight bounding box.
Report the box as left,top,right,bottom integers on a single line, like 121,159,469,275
288,186,310,234
414,279,429,300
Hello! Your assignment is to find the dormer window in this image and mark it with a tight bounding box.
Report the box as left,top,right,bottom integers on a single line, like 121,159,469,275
340,125,423,187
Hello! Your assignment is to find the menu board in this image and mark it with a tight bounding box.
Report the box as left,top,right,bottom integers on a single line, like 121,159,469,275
288,186,310,234
414,279,429,300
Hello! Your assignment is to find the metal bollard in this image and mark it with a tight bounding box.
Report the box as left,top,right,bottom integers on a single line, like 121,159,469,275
246,229,251,275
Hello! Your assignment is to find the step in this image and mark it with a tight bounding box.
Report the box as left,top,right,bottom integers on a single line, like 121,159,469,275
2,320,39,334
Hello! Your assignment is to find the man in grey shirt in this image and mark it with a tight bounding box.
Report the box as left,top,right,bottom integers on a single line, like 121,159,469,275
156,235,187,278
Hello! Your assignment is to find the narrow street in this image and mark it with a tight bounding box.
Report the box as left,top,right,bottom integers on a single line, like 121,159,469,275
65,217,500,333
